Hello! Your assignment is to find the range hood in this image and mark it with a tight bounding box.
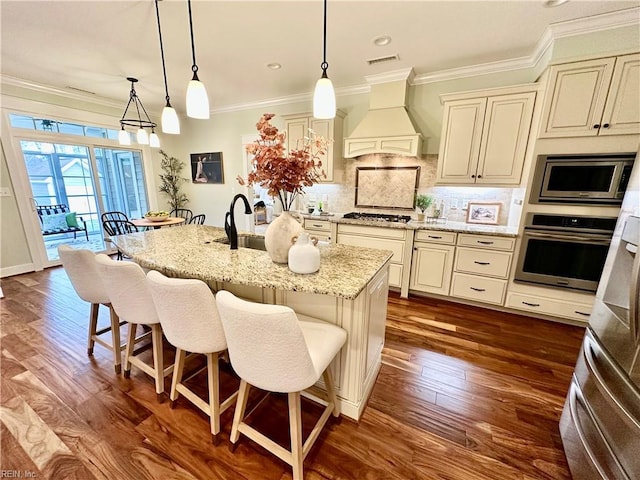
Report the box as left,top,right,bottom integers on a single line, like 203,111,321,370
344,69,423,158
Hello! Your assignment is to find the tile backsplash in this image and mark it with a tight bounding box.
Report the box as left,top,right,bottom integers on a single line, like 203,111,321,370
299,153,520,226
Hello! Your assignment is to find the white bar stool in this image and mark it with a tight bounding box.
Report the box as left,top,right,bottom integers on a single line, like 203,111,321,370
58,245,125,373
146,270,238,444
94,254,173,400
215,290,347,480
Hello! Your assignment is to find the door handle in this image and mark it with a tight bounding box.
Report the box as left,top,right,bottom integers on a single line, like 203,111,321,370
630,250,640,346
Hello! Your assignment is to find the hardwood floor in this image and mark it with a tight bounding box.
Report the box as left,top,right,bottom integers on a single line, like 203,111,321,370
0,267,585,479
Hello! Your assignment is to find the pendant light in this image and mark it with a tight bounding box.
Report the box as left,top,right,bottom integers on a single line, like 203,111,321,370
313,0,336,119
155,0,180,134
118,77,159,148
185,0,210,119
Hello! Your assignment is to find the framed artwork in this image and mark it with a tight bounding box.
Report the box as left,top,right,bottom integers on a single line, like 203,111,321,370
191,152,224,184
466,202,501,225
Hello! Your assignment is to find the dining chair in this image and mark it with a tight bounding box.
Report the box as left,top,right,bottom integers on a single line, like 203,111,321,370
94,254,173,401
215,290,347,480
101,211,128,223
170,208,193,224
101,219,138,260
189,214,206,225
58,245,125,374
146,270,238,444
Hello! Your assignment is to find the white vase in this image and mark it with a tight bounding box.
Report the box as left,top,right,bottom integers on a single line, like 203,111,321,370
288,232,320,274
264,211,304,263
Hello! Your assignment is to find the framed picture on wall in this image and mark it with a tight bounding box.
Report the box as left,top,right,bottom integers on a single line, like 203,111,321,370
466,202,501,225
191,152,224,184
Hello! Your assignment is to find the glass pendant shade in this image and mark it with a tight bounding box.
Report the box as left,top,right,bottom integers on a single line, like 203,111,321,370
186,78,210,119
313,76,336,119
118,128,131,146
149,131,160,148
137,128,149,145
161,105,180,134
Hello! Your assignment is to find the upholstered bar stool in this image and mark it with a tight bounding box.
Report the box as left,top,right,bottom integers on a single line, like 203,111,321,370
94,254,173,400
146,270,238,444
215,290,347,480
58,245,125,373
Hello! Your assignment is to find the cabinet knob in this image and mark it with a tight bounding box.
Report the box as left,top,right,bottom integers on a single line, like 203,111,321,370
471,174,476,178
593,124,600,129
477,175,482,178
602,123,610,129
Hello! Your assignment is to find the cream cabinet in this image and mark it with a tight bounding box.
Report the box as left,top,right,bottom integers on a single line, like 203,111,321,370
436,85,536,186
539,53,640,138
303,217,332,243
336,224,413,296
450,233,514,306
409,230,457,296
506,292,592,323
283,111,345,183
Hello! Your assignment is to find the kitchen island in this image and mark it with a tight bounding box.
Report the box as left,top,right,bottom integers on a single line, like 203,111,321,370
111,225,392,420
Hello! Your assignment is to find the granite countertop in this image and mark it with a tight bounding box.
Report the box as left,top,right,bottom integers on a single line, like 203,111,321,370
110,225,392,300
301,212,518,237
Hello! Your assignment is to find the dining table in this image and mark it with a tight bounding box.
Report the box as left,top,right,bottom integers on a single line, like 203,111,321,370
130,216,185,229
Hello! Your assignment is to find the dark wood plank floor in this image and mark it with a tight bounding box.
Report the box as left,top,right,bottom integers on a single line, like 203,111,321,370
0,267,585,479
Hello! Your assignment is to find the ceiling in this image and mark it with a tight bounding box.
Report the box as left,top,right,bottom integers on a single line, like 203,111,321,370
1,1,639,116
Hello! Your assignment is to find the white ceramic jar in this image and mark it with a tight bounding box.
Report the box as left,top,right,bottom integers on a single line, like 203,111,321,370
288,232,320,274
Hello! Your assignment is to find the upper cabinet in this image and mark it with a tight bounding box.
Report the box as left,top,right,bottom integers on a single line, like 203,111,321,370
539,53,640,138
436,85,537,186
283,111,345,183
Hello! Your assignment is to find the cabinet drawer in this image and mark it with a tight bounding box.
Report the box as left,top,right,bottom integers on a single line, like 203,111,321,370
337,234,404,264
338,224,406,240
414,230,457,245
506,292,592,322
454,247,512,279
457,233,515,251
451,273,507,305
304,218,331,232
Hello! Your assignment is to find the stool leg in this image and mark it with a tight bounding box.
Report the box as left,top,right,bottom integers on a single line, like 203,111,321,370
151,324,165,401
207,352,221,444
123,323,137,378
87,303,99,356
109,305,122,374
229,380,250,449
170,348,186,408
322,368,339,417
288,392,303,480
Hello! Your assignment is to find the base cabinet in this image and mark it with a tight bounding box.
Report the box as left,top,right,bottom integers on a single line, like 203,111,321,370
506,291,592,322
410,230,457,295
303,218,332,242
337,224,412,295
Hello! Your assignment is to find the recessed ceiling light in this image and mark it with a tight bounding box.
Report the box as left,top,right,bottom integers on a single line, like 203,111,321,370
544,0,569,7
267,63,282,70
373,35,392,47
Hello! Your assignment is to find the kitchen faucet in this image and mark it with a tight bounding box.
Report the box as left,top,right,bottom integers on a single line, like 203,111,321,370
224,194,253,249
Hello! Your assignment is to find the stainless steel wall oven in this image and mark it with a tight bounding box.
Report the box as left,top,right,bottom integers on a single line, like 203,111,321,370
515,213,617,292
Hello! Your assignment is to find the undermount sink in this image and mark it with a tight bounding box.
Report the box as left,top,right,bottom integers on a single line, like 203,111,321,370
214,235,267,251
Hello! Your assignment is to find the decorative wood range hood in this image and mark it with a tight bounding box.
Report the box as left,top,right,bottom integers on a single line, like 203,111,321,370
344,68,423,158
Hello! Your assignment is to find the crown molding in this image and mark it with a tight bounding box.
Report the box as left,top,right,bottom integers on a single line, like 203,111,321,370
412,6,639,85
1,74,123,110
210,84,369,115
364,68,415,85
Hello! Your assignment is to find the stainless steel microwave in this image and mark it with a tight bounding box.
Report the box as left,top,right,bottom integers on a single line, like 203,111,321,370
530,153,634,205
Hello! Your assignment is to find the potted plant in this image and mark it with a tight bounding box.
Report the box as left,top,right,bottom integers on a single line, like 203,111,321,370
415,194,433,222
158,150,189,212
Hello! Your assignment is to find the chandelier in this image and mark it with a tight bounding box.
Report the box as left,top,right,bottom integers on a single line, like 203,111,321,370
118,77,160,147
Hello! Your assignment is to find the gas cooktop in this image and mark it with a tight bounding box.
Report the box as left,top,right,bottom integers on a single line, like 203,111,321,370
342,212,412,223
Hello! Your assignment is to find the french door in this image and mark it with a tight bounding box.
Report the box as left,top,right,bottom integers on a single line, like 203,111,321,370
15,139,149,266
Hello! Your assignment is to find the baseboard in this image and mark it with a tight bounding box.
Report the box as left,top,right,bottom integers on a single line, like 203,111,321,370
0,263,36,278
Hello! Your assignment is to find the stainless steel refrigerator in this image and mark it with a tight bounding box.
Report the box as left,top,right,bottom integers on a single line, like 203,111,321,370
560,151,640,479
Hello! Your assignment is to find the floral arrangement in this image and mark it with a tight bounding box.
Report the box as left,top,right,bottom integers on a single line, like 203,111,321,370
237,113,328,211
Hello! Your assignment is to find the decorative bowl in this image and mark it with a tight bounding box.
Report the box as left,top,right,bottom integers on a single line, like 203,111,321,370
145,211,170,222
